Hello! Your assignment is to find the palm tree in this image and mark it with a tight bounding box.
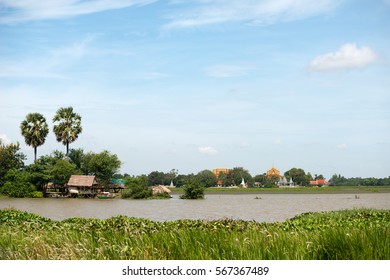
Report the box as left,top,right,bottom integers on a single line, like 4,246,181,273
52,107,82,156
20,113,49,161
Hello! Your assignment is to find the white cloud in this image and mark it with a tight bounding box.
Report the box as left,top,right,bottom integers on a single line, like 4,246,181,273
337,143,347,150
204,64,252,78
164,0,343,29
274,139,283,145
0,133,11,145
0,35,95,79
0,0,157,24
307,43,378,72
198,146,218,156
238,141,250,148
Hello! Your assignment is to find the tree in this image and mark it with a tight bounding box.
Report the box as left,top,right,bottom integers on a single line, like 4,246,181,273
196,170,217,187
24,163,52,192
52,107,82,155
20,112,49,161
51,159,79,185
229,167,253,187
122,175,152,199
82,150,121,187
284,168,310,186
0,140,26,185
67,148,85,170
147,171,167,186
174,174,194,188
252,174,275,187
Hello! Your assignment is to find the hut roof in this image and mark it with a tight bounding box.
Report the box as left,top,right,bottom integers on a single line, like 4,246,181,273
67,175,98,187
152,185,172,194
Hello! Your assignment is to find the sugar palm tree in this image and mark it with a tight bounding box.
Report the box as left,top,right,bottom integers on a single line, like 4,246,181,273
20,113,49,161
52,107,82,156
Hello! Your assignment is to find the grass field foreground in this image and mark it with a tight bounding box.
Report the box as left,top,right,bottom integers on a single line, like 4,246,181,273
0,208,389,260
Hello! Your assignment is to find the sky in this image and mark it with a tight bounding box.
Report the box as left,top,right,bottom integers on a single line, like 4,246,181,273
0,0,389,179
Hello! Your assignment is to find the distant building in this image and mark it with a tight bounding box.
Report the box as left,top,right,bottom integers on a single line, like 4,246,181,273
213,168,230,176
266,166,282,179
278,176,295,188
309,179,330,186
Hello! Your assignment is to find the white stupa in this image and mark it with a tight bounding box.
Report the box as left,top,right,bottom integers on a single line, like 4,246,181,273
240,178,247,188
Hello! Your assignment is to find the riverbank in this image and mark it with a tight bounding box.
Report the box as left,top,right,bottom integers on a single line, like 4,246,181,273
171,186,390,195
0,208,389,260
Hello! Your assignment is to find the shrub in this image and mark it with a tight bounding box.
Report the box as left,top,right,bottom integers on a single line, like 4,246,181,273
32,191,43,198
154,192,172,199
0,181,37,197
121,185,152,199
180,180,205,199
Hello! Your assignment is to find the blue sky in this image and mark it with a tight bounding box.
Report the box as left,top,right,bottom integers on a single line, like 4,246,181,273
1,0,389,178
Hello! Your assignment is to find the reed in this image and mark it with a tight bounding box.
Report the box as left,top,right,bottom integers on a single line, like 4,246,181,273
0,208,389,260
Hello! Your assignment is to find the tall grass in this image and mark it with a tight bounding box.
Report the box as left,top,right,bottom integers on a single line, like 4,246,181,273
0,208,389,260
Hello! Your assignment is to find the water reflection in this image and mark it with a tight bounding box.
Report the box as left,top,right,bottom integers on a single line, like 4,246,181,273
0,193,389,222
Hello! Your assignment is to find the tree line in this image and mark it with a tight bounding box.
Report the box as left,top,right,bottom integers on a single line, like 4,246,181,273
118,168,390,189
329,174,390,186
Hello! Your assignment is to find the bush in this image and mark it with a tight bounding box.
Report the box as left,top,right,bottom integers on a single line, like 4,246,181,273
155,192,172,199
121,186,152,199
0,181,37,197
180,181,205,199
32,191,43,198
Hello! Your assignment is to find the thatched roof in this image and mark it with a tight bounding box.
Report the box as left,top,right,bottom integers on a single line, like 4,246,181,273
67,175,98,187
152,185,172,195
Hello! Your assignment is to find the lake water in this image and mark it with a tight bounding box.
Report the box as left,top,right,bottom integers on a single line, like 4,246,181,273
1,193,389,222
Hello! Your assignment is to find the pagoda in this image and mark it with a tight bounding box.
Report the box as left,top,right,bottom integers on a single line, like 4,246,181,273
266,166,282,179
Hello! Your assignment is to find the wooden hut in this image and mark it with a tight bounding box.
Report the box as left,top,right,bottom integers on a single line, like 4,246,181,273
67,175,100,197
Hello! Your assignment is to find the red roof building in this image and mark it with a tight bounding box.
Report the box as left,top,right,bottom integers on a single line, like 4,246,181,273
309,179,330,186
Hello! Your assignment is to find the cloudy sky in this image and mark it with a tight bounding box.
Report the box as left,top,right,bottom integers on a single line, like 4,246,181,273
1,0,389,178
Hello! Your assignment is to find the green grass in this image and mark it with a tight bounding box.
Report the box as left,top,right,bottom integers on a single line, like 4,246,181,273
0,208,389,260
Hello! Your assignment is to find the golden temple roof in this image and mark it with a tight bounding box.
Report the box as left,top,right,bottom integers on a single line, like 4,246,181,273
266,166,282,178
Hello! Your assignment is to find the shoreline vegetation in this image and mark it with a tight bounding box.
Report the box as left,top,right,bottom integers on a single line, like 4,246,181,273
171,186,390,195
0,208,389,260
1,186,390,200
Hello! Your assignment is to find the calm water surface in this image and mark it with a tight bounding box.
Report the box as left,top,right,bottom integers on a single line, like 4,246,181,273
1,193,389,222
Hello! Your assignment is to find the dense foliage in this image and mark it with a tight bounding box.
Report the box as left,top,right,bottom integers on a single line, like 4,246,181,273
0,208,388,260
0,181,38,198
81,150,121,187
180,180,205,199
0,141,25,185
0,168,41,197
122,176,152,199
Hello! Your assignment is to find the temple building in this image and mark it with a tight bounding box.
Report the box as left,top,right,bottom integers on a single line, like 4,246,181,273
266,166,282,179
278,177,295,188
213,168,230,176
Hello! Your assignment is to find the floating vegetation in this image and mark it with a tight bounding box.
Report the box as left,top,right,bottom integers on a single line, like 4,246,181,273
0,208,389,260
